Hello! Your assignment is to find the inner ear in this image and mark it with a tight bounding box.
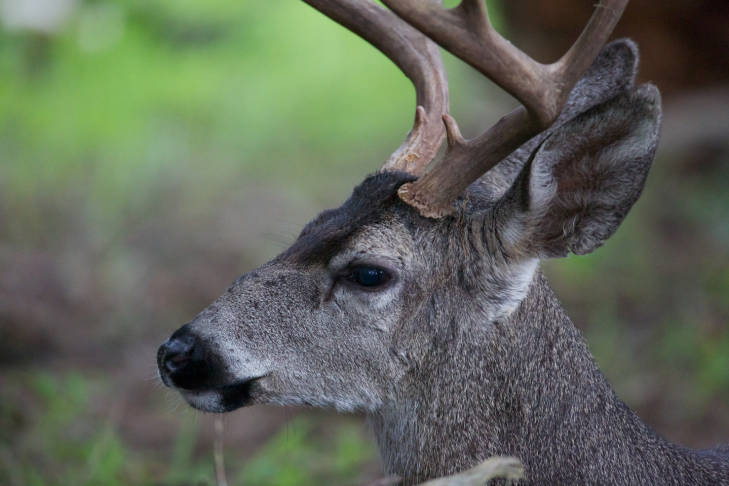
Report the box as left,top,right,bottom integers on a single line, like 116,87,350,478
503,84,661,259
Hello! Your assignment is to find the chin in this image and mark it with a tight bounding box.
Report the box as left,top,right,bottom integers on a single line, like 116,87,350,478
178,379,261,413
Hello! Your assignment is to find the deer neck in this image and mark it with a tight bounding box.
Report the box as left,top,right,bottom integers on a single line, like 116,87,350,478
370,271,727,484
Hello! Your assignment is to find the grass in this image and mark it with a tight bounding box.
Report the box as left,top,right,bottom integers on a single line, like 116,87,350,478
0,370,377,486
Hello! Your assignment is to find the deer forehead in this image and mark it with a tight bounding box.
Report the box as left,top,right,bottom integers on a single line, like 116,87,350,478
328,217,416,269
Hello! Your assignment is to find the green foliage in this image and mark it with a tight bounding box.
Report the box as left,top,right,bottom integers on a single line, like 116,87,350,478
164,419,215,486
235,417,376,486
0,0,419,216
1,371,136,486
1,371,376,486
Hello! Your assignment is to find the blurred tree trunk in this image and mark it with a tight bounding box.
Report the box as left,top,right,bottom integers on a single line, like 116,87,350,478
502,0,729,96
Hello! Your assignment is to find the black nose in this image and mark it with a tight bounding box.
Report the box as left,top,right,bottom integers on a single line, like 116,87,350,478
162,332,196,373
157,325,210,389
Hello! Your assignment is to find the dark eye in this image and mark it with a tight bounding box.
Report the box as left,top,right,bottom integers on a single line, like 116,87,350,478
346,266,391,288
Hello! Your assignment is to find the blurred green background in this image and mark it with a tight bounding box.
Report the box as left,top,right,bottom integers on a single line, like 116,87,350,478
0,0,727,484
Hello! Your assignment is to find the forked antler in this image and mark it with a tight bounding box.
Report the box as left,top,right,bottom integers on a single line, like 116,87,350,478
387,0,629,217
302,0,449,175
305,0,629,217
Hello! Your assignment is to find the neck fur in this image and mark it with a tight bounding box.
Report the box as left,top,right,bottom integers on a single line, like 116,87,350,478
370,272,729,485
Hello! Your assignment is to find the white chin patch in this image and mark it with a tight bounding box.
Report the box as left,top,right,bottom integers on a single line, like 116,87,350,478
180,389,226,413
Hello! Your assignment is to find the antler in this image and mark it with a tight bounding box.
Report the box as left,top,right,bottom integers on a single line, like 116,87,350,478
384,0,630,217
302,0,449,175
304,0,628,217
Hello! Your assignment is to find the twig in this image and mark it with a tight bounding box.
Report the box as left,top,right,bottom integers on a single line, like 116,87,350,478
366,456,524,486
214,417,229,486
418,456,524,486
366,475,402,486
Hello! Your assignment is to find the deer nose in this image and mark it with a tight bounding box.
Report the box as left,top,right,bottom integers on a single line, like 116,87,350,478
162,333,196,373
157,326,209,389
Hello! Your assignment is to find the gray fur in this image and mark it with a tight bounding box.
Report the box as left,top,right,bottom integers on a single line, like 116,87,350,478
161,41,729,484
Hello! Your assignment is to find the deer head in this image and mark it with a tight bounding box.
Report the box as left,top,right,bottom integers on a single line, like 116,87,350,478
157,0,662,480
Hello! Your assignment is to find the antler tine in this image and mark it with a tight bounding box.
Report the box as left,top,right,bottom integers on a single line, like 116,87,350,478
382,0,629,218
303,0,449,176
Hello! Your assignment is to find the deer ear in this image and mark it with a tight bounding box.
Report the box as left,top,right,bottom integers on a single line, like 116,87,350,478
483,39,641,193
502,84,661,258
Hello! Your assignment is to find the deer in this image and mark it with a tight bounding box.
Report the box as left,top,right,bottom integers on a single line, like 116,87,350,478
157,1,729,484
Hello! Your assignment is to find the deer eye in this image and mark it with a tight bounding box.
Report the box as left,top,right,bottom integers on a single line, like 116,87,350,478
347,266,391,288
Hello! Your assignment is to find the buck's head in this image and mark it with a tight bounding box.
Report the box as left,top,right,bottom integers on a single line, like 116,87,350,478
157,1,660,414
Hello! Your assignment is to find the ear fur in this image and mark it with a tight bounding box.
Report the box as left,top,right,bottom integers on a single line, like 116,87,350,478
500,84,662,259
479,39,641,198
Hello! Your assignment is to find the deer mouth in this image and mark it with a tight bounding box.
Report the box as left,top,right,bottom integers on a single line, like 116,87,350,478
179,377,262,413
157,326,266,412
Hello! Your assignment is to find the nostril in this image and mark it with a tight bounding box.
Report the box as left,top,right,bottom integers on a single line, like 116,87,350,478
164,351,189,373
158,327,213,390
161,334,198,374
